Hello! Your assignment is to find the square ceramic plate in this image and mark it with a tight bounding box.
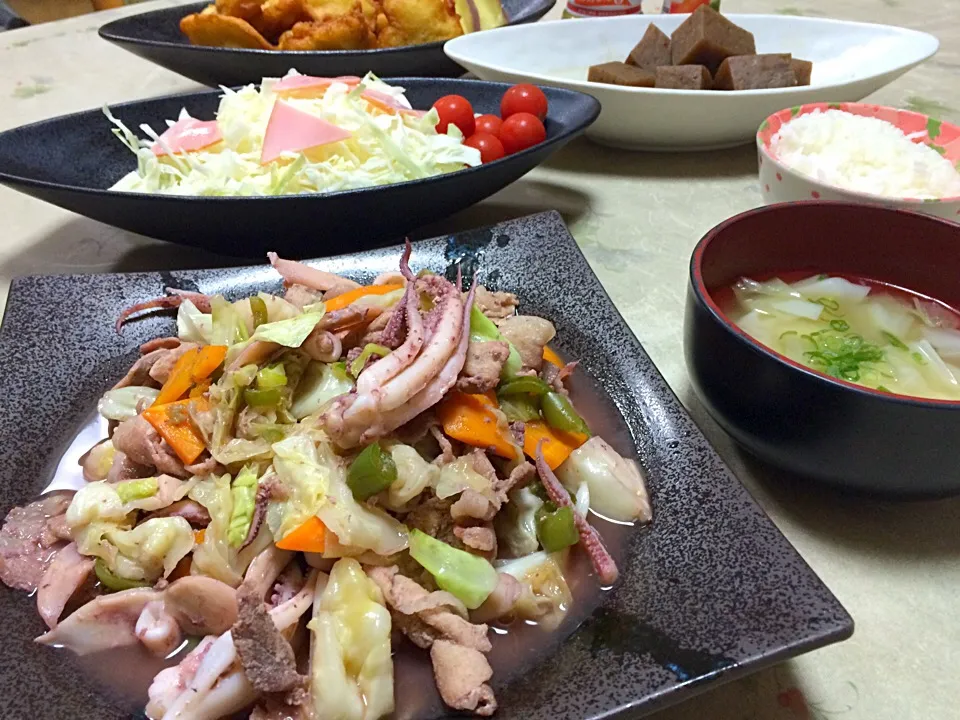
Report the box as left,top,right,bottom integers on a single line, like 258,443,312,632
0,211,852,718
445,14,939,151
99,0,556,88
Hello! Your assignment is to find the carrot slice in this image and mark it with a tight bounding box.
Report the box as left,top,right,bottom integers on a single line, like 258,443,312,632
437,390,519,460
324,284,404,313
193,529,205,545
189,379,211,398
153,348,200,406
523,420,586,470
191,345,227,383
542,346,563,368
276,516,327,553
141,397,209,465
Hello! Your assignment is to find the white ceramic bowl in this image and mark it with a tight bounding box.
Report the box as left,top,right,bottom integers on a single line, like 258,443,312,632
757,102,960,223
444,14,939,151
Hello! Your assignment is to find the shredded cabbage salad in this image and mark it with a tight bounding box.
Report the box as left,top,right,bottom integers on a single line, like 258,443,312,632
105,71,482,196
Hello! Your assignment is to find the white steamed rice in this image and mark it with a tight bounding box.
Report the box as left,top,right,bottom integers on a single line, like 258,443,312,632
770,109,960,200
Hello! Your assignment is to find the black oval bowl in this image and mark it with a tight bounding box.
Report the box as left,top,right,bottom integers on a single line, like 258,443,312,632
684,202,960,499
98,0,555,87
0,77,598,257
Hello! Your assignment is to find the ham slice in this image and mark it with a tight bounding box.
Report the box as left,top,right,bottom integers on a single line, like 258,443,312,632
361,89,422,117
260,100,353,164
152,118,222,156
273,75,362,98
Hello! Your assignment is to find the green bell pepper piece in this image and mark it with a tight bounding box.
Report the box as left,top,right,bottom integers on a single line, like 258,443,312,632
347,441,397,500
94,558,150,592
536,504,579,553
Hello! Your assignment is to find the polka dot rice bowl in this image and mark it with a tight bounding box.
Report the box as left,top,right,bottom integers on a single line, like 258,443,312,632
756,101,960,222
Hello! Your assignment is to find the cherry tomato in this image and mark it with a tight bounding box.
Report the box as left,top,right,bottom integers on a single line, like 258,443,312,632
499,113,546,155
500,84,549,121
464,133,506,164
432,95,476,137
474,114,503,138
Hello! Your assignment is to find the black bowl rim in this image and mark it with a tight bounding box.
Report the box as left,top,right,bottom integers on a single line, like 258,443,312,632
98,0,556,58
0,76,598,203
689,200,960,410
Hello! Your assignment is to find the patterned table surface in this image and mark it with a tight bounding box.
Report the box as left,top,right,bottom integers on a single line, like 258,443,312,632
2,0,959,718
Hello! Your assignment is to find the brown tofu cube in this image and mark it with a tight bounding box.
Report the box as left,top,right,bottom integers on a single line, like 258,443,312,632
587,62,656,87
714,54,797,90
670,4,756,75
627,24,672,69
655,65,713,90
791,58,813,86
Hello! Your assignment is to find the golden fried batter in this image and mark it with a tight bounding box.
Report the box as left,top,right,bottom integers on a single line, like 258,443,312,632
183,0,464,49
375,0,463,48
253,0,310,43
180,11,275,49
277,12,374,50
214,0,262,24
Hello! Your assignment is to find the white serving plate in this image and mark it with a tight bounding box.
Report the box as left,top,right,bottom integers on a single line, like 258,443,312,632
444,14,939,151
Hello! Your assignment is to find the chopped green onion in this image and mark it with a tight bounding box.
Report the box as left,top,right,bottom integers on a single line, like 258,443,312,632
94,558,149,592
830,319,850,332
408,529,498,609
535,504,579,553
115,476,159,504
244,387,284,408
911,351,927,365
227,465,259,547
877,385,892,393
498,376,551,396
349,343,391,378
803,329,884,382
541,392,591,435
347,441,397,500
257,363,287,390
249,296,269,329
882,331,909,350
815,297,840,311
779,330,798,339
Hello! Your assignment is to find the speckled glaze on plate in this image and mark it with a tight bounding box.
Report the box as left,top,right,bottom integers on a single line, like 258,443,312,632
0,78,598,258
98,0,556,88
0,211,852,718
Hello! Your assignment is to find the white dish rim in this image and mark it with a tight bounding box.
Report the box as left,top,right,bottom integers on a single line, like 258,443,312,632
444,14,940,98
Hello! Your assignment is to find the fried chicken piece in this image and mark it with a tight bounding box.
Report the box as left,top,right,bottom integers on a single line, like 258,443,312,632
301,0,381,30
375,0,463,48
253,0,310,43
277,11,374,50
180,10,275,49
215,0,263,23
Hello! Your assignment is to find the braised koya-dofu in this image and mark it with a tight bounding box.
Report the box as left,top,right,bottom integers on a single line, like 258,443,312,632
727,273,960,401
180,0,507,51
587,5,813,91
0,243,652,720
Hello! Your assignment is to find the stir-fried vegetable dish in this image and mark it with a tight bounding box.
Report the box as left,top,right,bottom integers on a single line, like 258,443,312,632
0,244,651,719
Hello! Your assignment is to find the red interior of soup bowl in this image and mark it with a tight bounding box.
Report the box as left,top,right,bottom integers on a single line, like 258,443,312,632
692,201,960,405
